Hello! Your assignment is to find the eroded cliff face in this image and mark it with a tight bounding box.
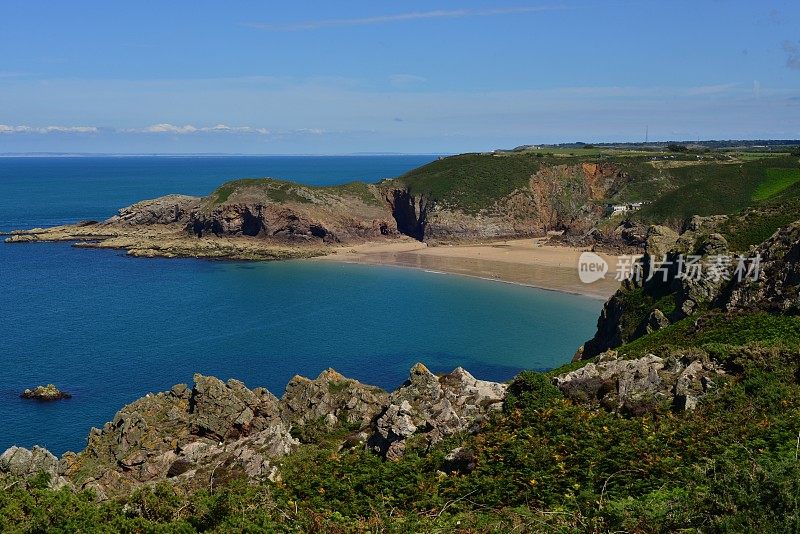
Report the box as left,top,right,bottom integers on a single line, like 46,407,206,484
415,162,630,242
384,188,428,241
177,162,631,245
578,217,800,360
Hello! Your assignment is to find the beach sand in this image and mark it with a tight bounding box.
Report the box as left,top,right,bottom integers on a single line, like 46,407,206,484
318,237,621,299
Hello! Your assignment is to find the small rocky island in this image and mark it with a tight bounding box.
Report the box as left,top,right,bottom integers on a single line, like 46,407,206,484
20,384,71,401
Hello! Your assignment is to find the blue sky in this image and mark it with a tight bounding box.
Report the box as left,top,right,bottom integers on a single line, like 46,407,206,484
1,0,798,154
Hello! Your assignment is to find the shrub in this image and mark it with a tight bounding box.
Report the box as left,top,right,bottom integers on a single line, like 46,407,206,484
504,371,562,412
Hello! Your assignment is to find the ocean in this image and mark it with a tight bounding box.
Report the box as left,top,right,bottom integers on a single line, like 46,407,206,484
0,155,603,455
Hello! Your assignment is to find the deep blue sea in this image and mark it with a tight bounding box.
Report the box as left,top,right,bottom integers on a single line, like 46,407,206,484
0,156,603,455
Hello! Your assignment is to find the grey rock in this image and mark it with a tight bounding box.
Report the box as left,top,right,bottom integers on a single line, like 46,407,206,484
442,446,477,475
554,352,724,414
0,446,71,489
280,368,388,429
725,222,800,313
369,364,506,459
645,309,670,333
645,225,680,263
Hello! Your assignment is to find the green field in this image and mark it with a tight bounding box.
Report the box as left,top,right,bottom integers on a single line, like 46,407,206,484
752,168,800,200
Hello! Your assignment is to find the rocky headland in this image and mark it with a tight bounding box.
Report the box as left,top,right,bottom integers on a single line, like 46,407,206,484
2,158,644,262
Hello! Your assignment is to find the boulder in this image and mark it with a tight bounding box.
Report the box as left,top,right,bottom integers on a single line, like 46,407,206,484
645,225,680,262
442,446,477,475
190,375,280,440
280,368,388,430
724,222,800,313
644,309,670,334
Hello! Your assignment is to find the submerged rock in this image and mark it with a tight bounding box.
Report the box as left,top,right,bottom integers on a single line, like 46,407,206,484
21,384,71,401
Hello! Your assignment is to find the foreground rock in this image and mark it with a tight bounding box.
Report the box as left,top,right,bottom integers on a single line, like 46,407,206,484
1,364,506,498
21,384,71,401
368,364,507,460
0,446,70,489
554,351,724,414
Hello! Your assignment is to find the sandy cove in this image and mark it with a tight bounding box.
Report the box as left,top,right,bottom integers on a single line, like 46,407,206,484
5,224,620,298
319,238,621,299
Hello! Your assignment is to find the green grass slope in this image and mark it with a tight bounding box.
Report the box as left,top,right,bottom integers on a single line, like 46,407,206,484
395,152,543,213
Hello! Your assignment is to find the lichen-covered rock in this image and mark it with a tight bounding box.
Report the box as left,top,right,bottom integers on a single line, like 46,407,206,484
108,195,201,226
60,374,292,497
280,368,388,430
644,309,670,334
554,352,724,414
0,446,71,489
724,222,800,312
3,364,505,498
369,364,506,460
645,225,680,262
190,375,280,440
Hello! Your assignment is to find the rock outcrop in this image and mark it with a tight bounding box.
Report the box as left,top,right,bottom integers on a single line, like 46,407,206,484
554,351,724,414
56,375,297,498
281,369,388,431
0,446,70,489
368,364,507,460
724,222,800,313
579,221,734,359
1,365,506,498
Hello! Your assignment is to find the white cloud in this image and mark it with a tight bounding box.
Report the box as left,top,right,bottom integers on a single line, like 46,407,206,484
244,5,565,31
123,123,271,134
685,83,740,96
0,124,98,134
294,128,324,135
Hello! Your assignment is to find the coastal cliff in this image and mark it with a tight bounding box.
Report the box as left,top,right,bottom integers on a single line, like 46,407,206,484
2,155,641,260
7,150,797,263
578,216,800,360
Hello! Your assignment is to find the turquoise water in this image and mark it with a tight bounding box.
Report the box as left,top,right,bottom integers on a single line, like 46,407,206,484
0,156,602,455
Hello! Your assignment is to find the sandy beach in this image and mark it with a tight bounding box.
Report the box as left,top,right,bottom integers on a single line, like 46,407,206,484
318,237,621,299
